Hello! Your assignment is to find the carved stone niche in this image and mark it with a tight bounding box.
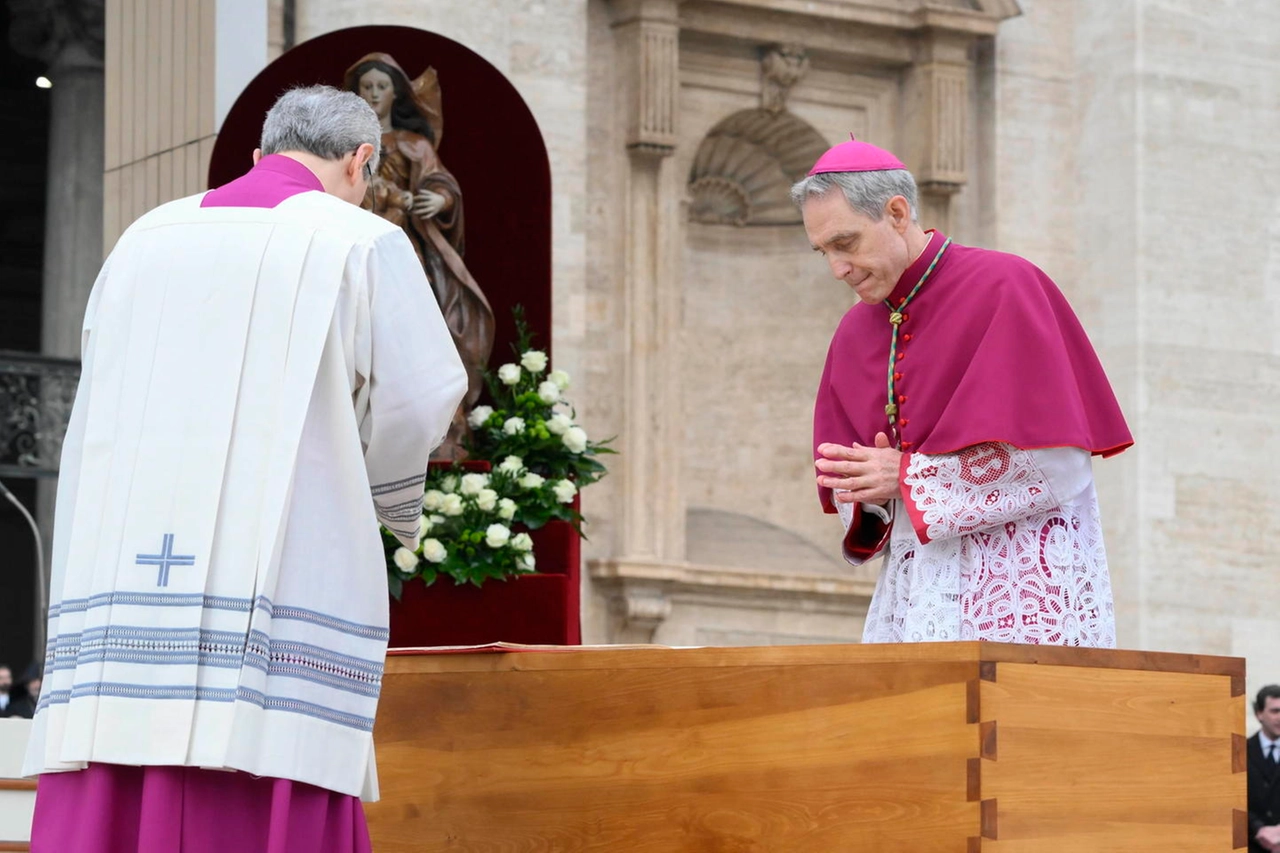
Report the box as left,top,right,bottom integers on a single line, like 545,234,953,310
687,109,828,227
687,44,827,227
679,0,1023,232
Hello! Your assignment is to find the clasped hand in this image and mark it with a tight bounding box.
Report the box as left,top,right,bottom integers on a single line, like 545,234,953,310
412,189,447,219
815,432,903,505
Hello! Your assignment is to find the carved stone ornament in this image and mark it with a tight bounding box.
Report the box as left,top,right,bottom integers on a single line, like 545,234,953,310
0,352,81,478
760,44,809,114
688,109,829,227
8,0,104,66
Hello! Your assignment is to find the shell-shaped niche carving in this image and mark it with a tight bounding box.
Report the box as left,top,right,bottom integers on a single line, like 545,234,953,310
688,109,830,227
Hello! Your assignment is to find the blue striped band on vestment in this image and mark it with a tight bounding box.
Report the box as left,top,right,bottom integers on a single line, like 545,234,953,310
50,592,255,619
46,624,384,694
379,505,425,522
47,593,389,642
377,495,425,512
36,682,375,731
370,473,426,496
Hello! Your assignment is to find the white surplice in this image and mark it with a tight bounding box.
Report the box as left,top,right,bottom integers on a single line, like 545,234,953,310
23,190,467,800
838,443,1116,648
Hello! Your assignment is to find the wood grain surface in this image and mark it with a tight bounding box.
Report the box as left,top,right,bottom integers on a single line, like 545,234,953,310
979,662,1244,852
369,655,980,851
366,644,1245,851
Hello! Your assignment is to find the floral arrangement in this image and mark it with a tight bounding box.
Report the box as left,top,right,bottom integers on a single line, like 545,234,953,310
383,310,612,596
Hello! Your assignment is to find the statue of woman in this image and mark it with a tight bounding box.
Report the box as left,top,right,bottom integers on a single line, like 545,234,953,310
344,52,495,458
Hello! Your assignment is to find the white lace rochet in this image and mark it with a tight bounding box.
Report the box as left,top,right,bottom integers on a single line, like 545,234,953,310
848,443,1116,647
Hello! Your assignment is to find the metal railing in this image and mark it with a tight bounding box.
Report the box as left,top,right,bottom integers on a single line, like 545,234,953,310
0,350,81,479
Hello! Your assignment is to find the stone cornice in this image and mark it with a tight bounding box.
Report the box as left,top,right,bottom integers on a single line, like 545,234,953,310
680,0,1021,49
590,558,876,605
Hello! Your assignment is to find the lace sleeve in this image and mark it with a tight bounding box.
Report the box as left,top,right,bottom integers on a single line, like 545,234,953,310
901,443,1088,544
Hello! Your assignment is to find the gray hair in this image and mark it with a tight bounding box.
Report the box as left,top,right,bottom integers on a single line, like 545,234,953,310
790,169,919,222
260,85,382,175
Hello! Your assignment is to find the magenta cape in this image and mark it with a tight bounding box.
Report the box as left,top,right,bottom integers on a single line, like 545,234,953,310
813,230,1132,512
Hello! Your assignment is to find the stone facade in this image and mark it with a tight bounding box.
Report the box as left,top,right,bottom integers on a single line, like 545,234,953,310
90,0,1280,691
991,2,1280,704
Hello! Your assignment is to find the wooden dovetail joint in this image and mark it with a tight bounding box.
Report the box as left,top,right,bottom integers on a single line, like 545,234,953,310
1234,733,1248,774
966,837,982,853
967,757,981,802
980,798,998,840
966,678,980,724
1232,674,1246,697
1235,808,1249,849
979,660,997,682
980,720,997,760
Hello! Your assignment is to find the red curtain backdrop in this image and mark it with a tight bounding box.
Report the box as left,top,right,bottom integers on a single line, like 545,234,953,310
208,25,553,365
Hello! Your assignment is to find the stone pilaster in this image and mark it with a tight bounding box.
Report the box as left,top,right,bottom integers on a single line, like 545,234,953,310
899,29,971,233
10,0,105,360
10,0,105,660
607,0,685,564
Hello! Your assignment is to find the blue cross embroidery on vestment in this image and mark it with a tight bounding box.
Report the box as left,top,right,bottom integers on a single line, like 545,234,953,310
135,533,196,587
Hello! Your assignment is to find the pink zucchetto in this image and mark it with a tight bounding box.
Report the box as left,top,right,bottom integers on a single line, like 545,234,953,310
807,135,907,176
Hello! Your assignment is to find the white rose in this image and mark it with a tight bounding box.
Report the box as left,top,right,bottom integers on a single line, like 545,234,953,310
537,380,560,404
393,547,419,572
521,350,548,373
420,514,433,535
552,479,577,504
440,475,459,493
485,523,511,548
429,514,445,525
460,472,489,496
511,532,534,552
467,405,494,428
476,488,498,511
547,413,573,436
497,498,517,521
498,455,524,475
503,417,526,435
520,472,546,489
421,538,447,563
518,552,536,571
498,363,522,386
549,369,571,391
562,426,588,454
440,493,465,517
423,489,445,511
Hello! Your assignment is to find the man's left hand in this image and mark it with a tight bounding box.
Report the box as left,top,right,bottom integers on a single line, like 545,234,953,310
816,432,903,505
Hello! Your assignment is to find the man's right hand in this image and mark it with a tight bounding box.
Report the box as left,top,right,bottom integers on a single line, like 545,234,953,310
1257,825,1280,850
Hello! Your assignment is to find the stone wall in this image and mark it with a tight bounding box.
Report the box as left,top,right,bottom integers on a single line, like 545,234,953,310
994,0,1280,703
93,0,1280,678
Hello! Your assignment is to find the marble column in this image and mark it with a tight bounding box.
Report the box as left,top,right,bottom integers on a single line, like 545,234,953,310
610,0,684,563
11,0,105,359
9,0,105,659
